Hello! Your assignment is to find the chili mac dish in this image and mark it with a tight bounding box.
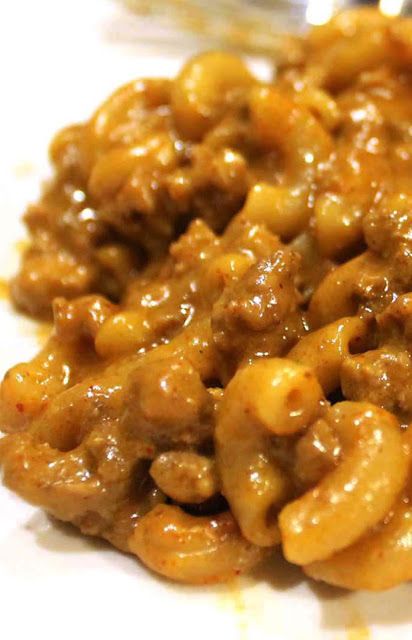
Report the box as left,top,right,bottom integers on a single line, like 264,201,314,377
2,8,412,590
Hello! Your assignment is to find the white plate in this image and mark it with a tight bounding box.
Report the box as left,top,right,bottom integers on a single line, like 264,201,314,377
1,2,411,639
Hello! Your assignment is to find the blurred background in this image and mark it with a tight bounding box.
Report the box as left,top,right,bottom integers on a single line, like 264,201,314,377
1,0,411,175
116,0,412,56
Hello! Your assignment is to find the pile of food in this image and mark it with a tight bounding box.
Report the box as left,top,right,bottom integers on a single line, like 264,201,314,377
2,8,412,590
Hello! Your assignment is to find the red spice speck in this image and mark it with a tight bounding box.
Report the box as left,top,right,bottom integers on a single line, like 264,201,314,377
16,402,24,413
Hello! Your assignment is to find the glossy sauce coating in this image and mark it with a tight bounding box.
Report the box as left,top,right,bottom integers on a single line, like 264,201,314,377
3,9,412,589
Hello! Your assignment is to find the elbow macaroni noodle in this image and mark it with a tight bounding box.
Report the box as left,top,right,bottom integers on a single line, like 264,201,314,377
3,8,412,590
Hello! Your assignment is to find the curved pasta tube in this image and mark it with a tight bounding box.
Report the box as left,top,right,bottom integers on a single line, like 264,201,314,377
50,78,171,179
288,317,368,395
240,182,311,241
249,86,333,183
88,146,144,201
246,86,332,238
88,133,178,204
20,318,215,453
32,322,217,453
96,316,216,385
141,318,218,381
171,51,254,141
89,78,171,145
215,358,324,546
314,193,364,260
128,504,266,584
279,402,408,565
306,9,392,90
312,30,389,91
0,430,159,542
307,8,389,51
309,252,384,327
305,494,412,591
0,433,112,525
204,252,253,291
304,427,412,590
30,372,127,451
0,336,98,433
95,309,153,358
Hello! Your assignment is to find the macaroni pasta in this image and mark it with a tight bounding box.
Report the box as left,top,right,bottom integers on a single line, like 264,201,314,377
2,8,412,591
